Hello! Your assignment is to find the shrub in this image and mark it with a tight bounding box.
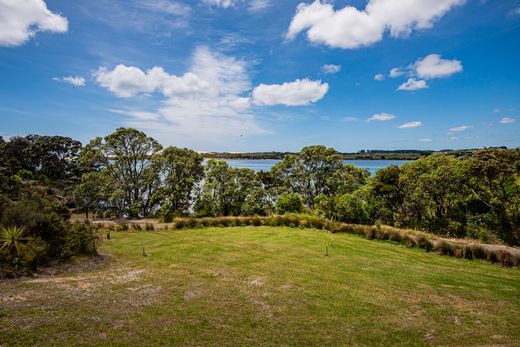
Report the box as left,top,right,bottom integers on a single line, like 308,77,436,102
275,193,304,214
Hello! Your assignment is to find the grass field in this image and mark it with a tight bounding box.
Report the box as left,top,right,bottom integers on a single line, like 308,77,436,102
1,226,519,346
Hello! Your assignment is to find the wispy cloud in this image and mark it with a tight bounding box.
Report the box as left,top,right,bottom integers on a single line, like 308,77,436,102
367,113,395,122
53,76,86,87
249,0,271,12
449,125,473,132
398,121,423,129
322,64,341,74
500,117,515,124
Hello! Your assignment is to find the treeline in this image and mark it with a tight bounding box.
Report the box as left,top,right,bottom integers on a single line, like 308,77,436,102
203,148,508,161
1,128,519,272
203,150,431,160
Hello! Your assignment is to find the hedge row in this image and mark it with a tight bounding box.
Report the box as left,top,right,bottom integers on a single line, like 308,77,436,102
102,215,520,267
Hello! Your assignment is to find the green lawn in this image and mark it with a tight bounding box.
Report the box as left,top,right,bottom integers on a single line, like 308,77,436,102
1,226,519,346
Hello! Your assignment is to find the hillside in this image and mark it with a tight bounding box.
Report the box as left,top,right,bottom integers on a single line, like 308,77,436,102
1,227,519,346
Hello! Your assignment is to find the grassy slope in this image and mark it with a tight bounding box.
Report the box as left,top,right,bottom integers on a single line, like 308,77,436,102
1,227,519,346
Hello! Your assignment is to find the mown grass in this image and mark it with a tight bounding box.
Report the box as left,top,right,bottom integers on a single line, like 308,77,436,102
1,226,519,346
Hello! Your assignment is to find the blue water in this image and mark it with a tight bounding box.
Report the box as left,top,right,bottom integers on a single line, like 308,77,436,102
224,159,411,175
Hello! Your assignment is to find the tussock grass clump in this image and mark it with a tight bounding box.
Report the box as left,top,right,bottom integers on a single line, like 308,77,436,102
415,235,434,252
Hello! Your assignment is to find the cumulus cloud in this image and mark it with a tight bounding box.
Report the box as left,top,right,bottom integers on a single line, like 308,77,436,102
374,74,385,81
322,64,341,74
98,47,265,147
367,113,395,122
94,65,207,98
413,54,463,79
449,125,473,132
500,117,515,124
96,47,329,147
252,79,329,106
52,76,86,87
286,0,465,49
389,68,404,78
398,121,423,128
397,78,428,91
0,0,68,47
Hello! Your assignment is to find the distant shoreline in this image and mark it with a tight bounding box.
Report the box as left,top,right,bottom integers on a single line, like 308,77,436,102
202,147,508,161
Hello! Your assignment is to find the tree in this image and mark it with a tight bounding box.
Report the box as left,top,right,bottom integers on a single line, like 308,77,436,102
467,149,520,244
195,160,269,216
370,165,403,224
80,128,163,218
159,147,204,218
272,145,344,207
398,154,469,235
73,172,110,219
30,135,82,180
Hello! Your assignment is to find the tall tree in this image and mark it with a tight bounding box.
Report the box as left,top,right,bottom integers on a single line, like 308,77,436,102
80,128,162,218
195,160,269,216
272,145,344,207
159,147,204,218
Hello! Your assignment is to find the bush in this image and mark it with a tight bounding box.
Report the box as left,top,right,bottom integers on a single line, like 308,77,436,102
275,193,304,214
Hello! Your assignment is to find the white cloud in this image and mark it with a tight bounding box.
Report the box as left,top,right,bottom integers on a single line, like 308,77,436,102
374,74,385,81
53,76,86,87
94,65,207,98
96,47,329,147
419,138,432,142
389,68,404,78
398,121,423,128
397,78,428,91
493,108,502,114
203,0,235,8
449,125,473,132
367,113,395,122
286,0,465,49
322,64,341,74
509,5,520,16
342,116,357,122
500,117,515,124
97,47,267,147
0,0,68,47
413,54,463,79
252,79,329,106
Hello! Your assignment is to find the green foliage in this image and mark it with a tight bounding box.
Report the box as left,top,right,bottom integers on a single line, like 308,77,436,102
158,146,204,218
275,192,304,214
194,160,270,217
0,225,28,256
272,145,344,207
73,171,110,219
80,128,163,218
0,194,99,272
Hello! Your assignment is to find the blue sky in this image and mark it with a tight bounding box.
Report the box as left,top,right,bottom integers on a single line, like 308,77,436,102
0,0,519,152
